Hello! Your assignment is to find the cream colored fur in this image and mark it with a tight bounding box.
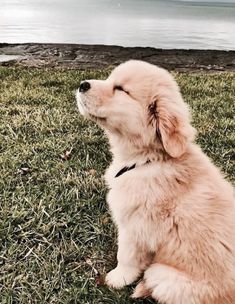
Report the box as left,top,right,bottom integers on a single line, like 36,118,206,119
76,60,235,304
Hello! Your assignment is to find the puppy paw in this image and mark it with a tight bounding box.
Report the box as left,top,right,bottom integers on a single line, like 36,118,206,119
105,266,139,289
131,280,151,299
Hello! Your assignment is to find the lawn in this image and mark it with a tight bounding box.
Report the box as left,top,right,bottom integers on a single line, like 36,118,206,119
0,66,234,304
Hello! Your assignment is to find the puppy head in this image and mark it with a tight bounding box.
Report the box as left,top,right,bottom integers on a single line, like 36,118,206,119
76,60,195,158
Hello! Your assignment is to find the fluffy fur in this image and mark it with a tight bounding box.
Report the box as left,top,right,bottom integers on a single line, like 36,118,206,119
76,60,235,304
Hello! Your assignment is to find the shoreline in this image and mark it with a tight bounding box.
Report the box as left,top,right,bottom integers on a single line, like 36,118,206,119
0,43,235,72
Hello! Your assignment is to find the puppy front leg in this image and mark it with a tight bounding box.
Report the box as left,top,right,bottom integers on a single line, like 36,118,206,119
106,231,142,289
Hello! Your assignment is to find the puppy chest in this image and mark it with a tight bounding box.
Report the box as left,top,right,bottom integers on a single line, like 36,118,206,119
106,185,158,224
106,182,150,219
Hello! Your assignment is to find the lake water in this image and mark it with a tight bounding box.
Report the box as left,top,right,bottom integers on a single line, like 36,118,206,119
0,0,235,50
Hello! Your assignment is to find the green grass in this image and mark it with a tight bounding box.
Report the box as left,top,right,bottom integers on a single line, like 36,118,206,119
0,66,234,304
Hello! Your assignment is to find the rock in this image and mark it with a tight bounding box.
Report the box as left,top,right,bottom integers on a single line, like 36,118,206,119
0,43,234,72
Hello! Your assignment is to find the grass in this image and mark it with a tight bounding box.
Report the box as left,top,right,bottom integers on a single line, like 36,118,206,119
0,66,234,304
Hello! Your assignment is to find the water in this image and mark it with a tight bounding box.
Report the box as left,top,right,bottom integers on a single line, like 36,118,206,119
0,0,235,50
0,55,22,62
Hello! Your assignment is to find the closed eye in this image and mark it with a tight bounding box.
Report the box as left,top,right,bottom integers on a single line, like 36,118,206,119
114,85,129,94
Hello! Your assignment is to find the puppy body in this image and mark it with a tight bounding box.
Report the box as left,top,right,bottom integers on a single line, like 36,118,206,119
77,60,235,303
106,143,235,304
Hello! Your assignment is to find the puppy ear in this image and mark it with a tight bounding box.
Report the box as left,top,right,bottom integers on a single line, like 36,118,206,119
149,95,195,158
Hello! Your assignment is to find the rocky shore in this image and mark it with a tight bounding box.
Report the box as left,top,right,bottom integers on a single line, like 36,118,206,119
0,43,235,72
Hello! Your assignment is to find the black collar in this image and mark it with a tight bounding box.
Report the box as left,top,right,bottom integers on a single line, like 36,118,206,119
115,160,151,178
115,164,136,178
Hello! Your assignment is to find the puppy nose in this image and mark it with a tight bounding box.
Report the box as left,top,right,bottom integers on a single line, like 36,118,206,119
79,81,91,93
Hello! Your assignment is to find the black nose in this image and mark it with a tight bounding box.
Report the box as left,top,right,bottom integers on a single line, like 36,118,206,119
79,81,91,93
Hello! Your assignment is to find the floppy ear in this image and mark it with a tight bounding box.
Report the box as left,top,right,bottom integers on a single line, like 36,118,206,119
149,95,195,158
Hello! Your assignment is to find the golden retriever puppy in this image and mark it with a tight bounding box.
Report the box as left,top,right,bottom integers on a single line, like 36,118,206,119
76,60,235,304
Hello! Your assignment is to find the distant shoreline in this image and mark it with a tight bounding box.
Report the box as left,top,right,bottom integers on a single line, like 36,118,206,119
0,43,235,72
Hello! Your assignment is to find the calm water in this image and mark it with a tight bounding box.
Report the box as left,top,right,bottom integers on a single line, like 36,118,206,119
0,0,235,50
